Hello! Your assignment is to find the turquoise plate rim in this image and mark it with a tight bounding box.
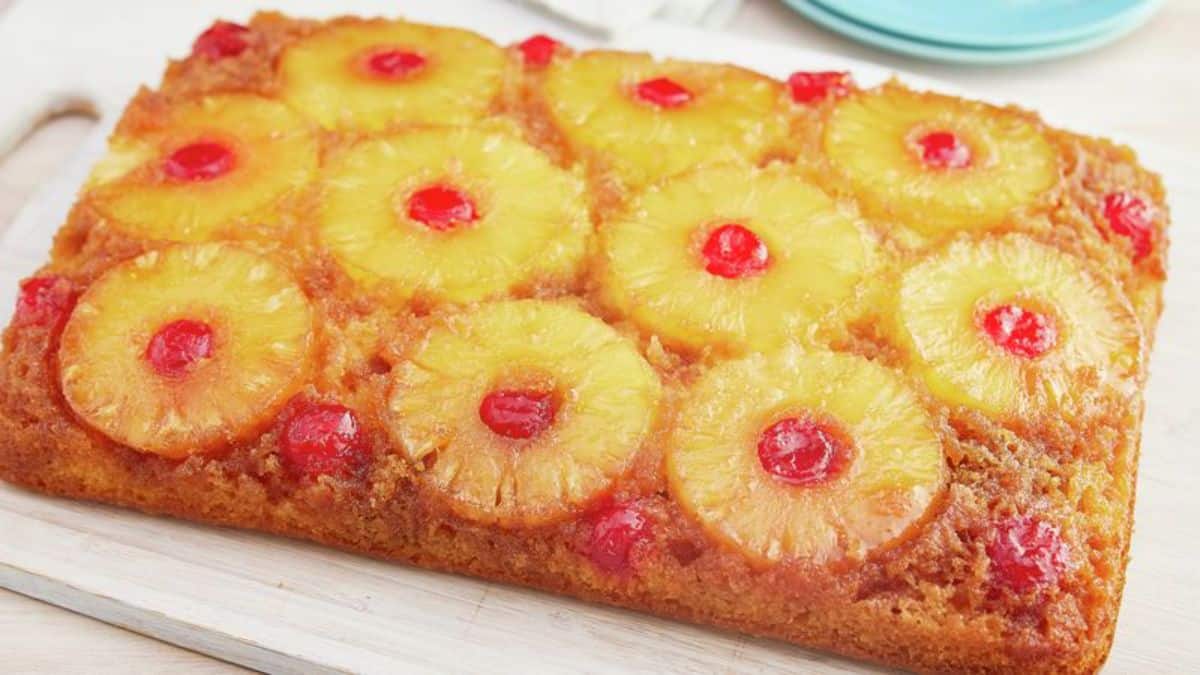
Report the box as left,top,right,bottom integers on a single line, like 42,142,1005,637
808,0,1161,49
780,0,1164,65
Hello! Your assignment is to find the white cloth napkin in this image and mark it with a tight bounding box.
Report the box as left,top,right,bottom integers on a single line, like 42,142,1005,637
520,0,743,33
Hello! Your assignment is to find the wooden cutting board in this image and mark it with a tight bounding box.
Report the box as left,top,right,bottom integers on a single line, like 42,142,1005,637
1,2,1198,672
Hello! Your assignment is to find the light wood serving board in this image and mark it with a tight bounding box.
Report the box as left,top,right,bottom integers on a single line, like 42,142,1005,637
0,2,1197,672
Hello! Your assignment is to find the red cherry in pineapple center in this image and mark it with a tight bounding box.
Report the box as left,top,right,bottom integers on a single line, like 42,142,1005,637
981,304,1057,359
987,516,1068,592
757,417,850,487
634,77,693,109
479,389,556,440
163,142,236,182
917,130,972,169
145,319,214,378
1103,191,1154,261
701,223,769,279
407,185,479,232
280,402,368,478
364,48,427,79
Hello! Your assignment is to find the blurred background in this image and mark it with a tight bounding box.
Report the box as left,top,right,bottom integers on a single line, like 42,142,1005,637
0,0,1193,671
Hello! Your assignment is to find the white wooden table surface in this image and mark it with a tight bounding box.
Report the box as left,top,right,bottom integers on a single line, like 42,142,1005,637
0,0,1196,671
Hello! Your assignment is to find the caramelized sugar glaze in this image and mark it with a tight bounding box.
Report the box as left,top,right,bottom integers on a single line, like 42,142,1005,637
0,13,1168,674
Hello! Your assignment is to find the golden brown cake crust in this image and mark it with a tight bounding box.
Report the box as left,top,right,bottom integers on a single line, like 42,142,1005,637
0,12,1168,674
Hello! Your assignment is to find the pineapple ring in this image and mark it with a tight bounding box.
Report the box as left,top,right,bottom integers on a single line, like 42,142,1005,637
896,235,1142,417
90,95,318,243
280,19,506,131
59,243,314,457
823,86,1058,238
542,51,788,188
668,348,945,566
318,126,590,305
387,300,662,527
600,164,874,355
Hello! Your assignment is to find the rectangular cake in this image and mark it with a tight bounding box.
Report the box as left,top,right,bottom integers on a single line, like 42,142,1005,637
0,13,1169,674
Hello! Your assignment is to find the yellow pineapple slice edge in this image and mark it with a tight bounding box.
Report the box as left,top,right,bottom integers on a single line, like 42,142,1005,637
318,125,591,306
894,234,1142,417
387,300,662,527
600,163,878,356
542,51,789,189
280,19,507,131
59,243,314,457
90,94,318,243
668,347,946,566
823,85,1059,240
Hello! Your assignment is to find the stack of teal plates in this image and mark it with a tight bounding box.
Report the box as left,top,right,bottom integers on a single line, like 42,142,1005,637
781,0,1165,64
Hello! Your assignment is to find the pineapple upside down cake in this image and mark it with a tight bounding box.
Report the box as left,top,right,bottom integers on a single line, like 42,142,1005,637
0,13,1169,674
